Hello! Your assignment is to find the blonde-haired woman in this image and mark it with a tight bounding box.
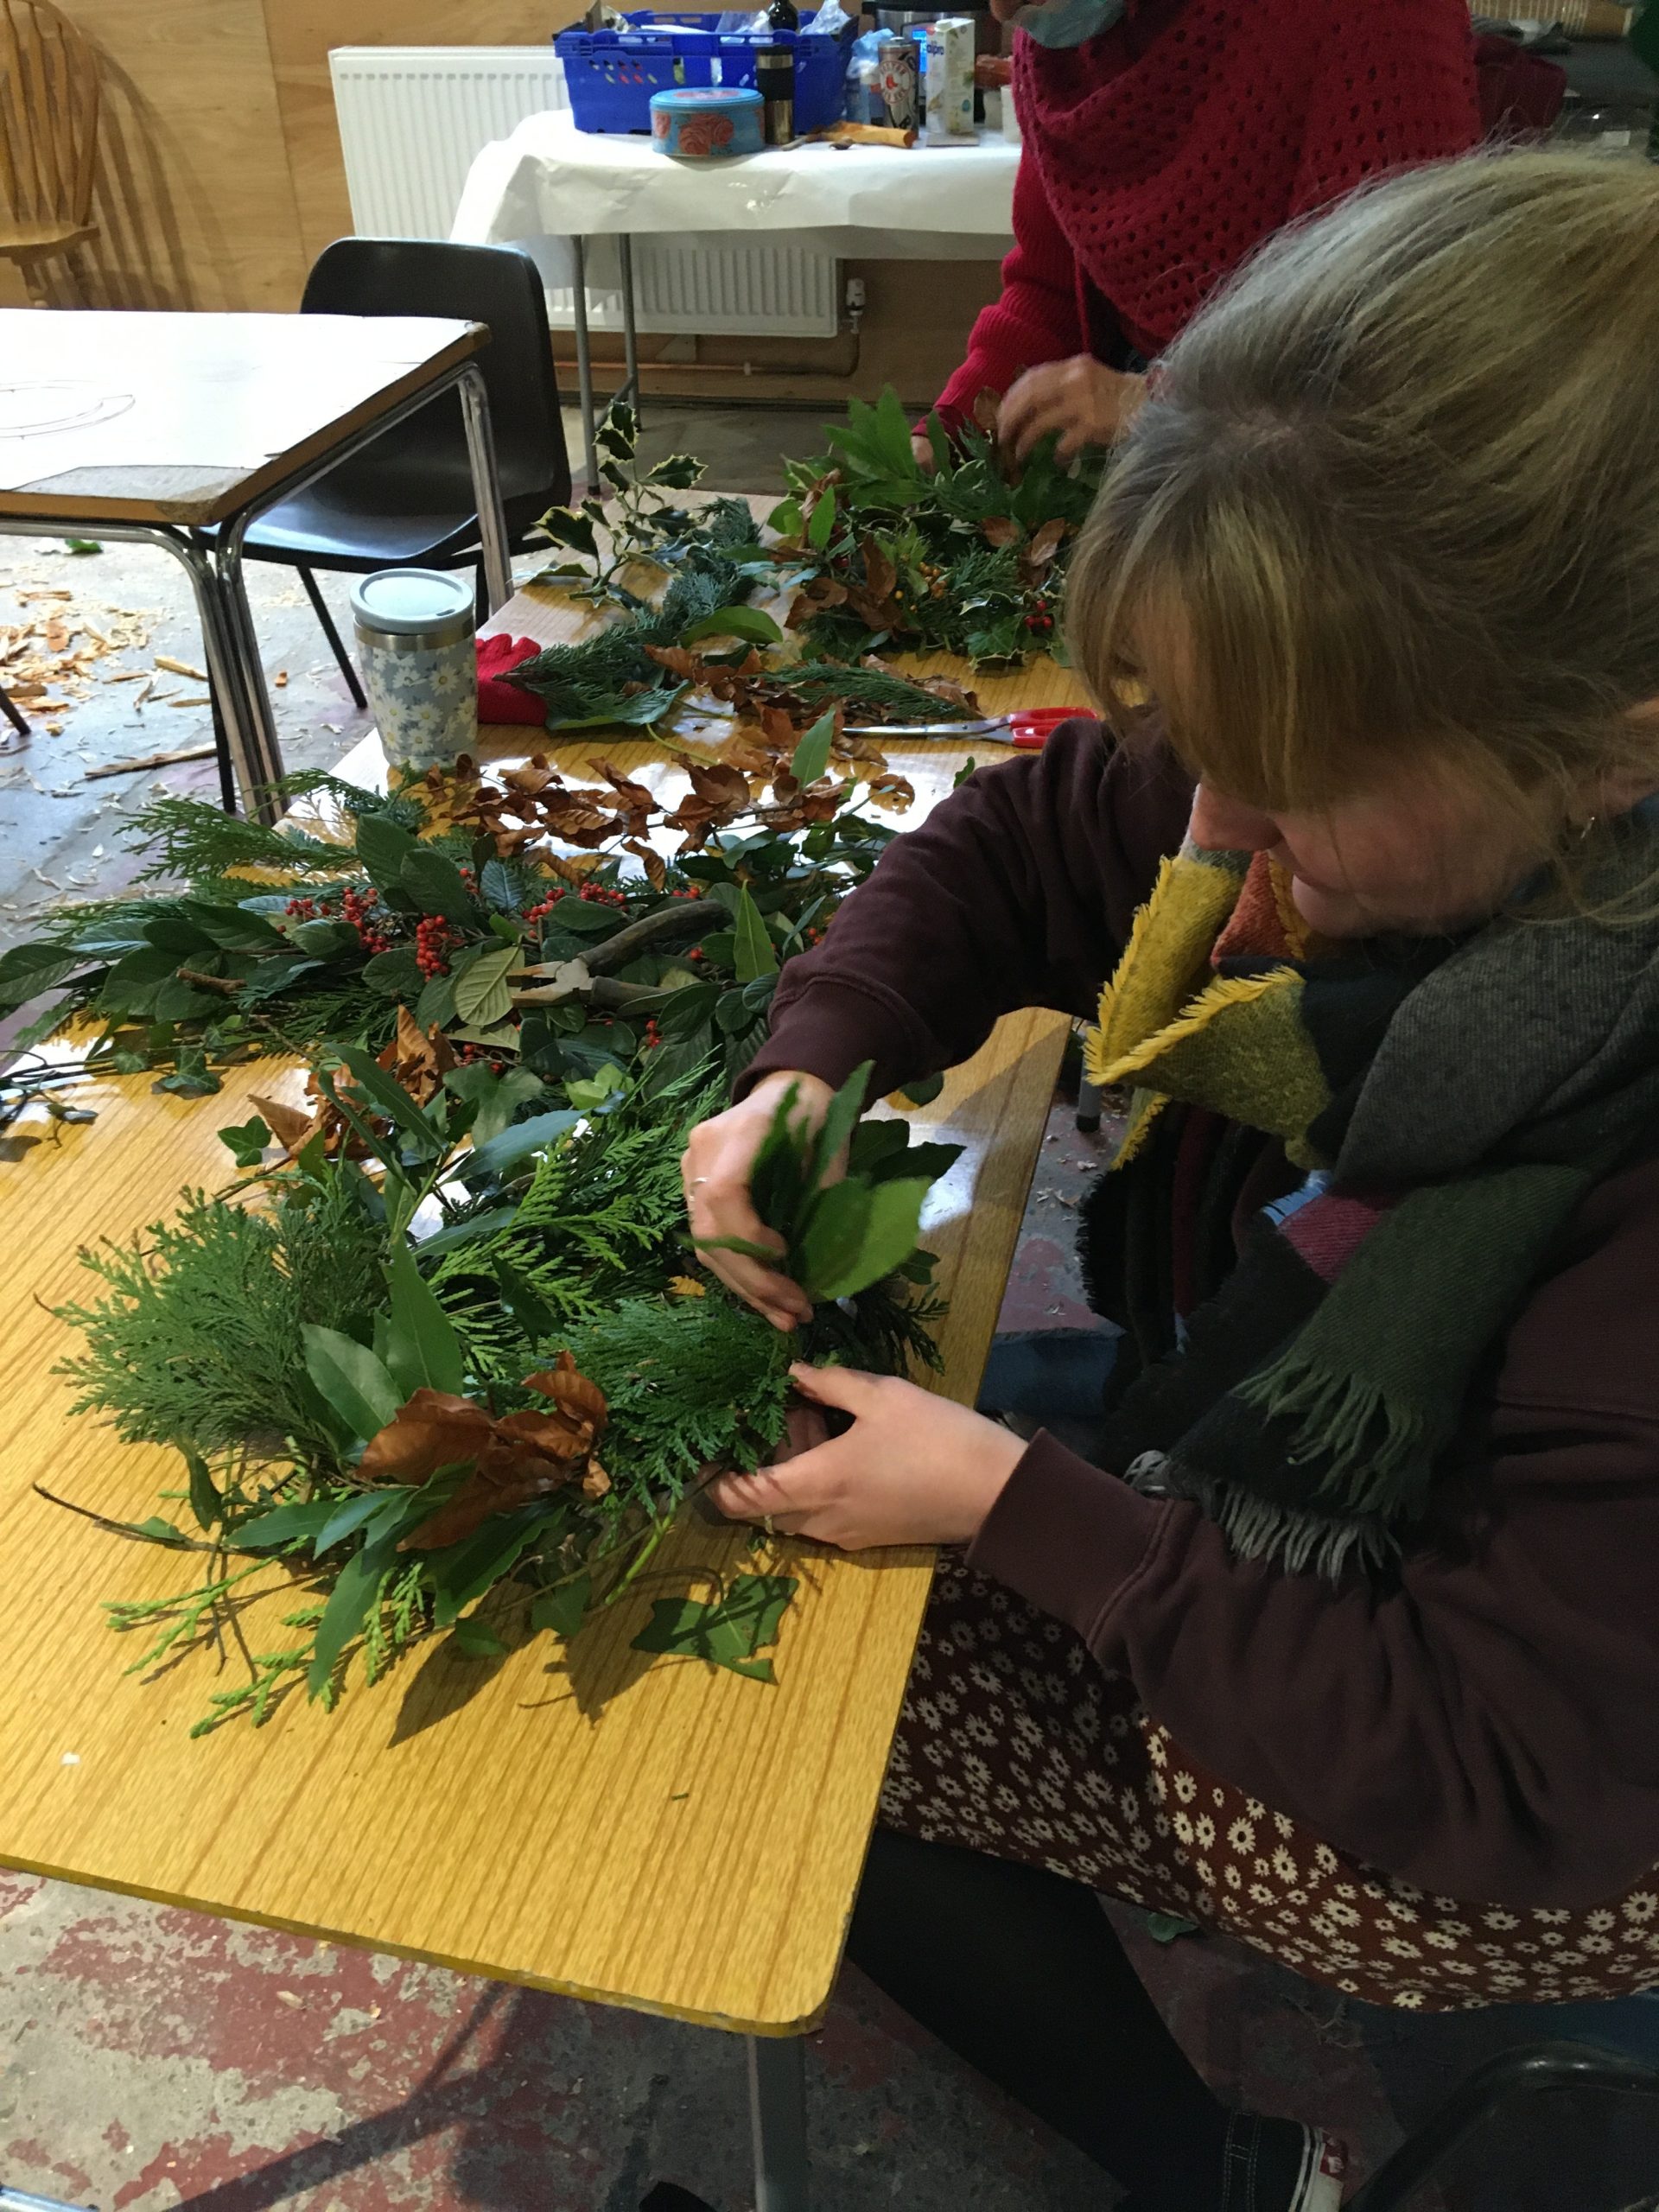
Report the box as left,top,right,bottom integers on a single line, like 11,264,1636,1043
682,152,1659,2210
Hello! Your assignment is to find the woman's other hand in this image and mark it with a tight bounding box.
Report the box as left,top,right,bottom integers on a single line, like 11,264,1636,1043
999,356,1147,461
680,1070,833,1332
707,1362,1025,1548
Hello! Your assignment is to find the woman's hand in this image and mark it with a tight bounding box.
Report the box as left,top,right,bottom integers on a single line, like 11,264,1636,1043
680,1069,833,1332
707,1362,1026,1549
998,357,1147,462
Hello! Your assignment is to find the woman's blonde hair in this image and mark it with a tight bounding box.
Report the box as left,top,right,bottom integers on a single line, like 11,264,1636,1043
1067,151,1659,871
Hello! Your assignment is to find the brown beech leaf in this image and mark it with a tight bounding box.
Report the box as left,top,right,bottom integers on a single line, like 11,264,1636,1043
589,761,659,815
866,772,916,809
687,759,751,808
980,516,1020,550
582,1457,612,1501
501,754,558,796
624,837,667,891
1023,517,1069,570
724,738,778,779
361,1389,493,1484
526,1349,609,1432
920,676,982,714
861,537,897,604
379,1005,456,1103
248,1091,320,1153
645,645,706,683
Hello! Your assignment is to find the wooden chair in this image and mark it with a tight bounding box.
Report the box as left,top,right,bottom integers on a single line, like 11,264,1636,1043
0,0,99,296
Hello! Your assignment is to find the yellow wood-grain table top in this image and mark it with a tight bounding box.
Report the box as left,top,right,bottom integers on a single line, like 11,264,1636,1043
0,311,486,524
0,564,1084,2036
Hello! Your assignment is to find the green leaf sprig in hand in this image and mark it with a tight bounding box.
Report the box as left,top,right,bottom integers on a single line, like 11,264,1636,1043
699,1059,961,1308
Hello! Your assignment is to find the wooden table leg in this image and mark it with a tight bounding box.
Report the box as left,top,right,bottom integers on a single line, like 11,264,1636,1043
747,2036,810,2212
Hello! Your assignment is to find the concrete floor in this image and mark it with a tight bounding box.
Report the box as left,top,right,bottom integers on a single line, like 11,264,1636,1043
4,407,1659,2210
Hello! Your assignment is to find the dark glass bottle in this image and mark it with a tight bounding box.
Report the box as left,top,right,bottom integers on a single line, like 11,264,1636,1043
766,0,799,29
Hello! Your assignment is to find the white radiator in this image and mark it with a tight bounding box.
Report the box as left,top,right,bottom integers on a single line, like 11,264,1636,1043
328,47,840,339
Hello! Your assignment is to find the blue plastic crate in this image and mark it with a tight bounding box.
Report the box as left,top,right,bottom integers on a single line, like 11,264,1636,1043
556,10,854,138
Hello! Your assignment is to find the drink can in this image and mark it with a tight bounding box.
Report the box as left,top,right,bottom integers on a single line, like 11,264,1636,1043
876,35,919,133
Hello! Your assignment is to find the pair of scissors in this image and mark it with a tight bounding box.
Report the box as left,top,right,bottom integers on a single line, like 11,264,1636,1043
841,706,1091,747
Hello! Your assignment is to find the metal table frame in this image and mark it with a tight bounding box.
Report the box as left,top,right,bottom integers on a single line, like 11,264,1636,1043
0,359,512,828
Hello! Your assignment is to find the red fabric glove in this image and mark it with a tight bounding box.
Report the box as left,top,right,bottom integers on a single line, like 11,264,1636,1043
477,632,548,726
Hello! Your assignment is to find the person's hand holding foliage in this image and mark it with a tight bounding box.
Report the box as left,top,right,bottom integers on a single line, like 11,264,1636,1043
708,1362,1025,1548
682,1069,836,1330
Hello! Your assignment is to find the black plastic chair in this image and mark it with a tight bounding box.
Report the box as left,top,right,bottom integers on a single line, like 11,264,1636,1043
0,683,26,738
227,238,571,709
1348,2037,1659,2211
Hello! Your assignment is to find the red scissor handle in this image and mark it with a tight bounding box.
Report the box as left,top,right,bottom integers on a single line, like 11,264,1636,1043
1007,705,1090,749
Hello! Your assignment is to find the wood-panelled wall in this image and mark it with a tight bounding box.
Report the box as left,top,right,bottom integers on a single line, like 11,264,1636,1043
22,1,1001,405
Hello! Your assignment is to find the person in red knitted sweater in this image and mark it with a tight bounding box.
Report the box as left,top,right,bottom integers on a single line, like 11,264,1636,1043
930,0,1481,462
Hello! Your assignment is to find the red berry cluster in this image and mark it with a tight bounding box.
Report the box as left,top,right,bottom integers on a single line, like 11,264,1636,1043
416,916,454,978
643,1018,662,1052
284,893,323,919
455,1041,509,1069
578,881,629,909
1024,595,1055,636
524,887,568,924
340,885,393,955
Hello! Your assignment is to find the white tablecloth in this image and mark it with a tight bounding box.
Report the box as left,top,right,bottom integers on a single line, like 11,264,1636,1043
452,109,1019,264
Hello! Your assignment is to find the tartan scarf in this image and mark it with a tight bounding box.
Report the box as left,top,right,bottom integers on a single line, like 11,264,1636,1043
1081,823,1659,1576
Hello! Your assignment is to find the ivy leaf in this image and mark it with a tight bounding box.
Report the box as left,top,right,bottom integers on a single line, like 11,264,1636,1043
630,1573,797,1681
565,1061,626,1111
383,1242,466,1399
450,1617,509,1658
732,889,779,985
768,496,804,539
453,942,518,1030
183,1446,221,1532
302,1324,402,1443
680,605,783,647
152,1048,220,1097
218,1114,271,1166
443,1061,546,1145
790,708,836,788
400,847,474,923
531,1573,592,1639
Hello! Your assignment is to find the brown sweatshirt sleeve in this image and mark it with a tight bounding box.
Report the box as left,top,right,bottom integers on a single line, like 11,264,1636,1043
736,720,1194,1101
970,1156,1659,1910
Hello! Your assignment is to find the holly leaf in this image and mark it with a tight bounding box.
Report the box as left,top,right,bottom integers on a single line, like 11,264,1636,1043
302,1324,402,1443
630,1573,797,1680
790,708,836,788
453,942,518,1030
732,888,779,984
536,505,601,559
646,453,704,489
383,1242,466,1399
531,1573,592,1639
218,1114,271,1166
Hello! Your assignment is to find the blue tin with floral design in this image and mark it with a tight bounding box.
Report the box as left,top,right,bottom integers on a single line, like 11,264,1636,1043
349,568,478,773
649,86,764,159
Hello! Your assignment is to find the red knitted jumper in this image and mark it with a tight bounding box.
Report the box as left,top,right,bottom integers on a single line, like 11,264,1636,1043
937,0,1480,428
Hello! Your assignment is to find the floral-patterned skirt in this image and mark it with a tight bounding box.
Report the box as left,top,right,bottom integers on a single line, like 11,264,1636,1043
877,1555,1659,2012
